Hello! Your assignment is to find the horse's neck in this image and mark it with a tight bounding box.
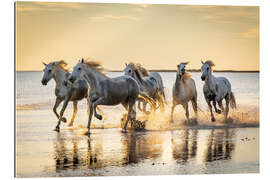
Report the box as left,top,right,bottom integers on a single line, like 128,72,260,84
175,75,184,90
205,73,216,89
53,69,69,89
133,70,144,86
84,68,107,91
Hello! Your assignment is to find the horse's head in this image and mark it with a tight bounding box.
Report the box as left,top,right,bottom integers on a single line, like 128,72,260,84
177,62,188,78
41,62,54,85
201,60,214,81
69,59,86,83
124,63,136,77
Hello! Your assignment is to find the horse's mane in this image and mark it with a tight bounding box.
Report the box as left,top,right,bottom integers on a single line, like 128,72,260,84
179,62,192,82
182,72,192,81
50,60,69,72
127,63,144,83
136,63,150,76
83,60,105,74
204,60,215,67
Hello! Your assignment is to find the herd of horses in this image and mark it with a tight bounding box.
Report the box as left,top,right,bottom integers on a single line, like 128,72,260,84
41,59,236,135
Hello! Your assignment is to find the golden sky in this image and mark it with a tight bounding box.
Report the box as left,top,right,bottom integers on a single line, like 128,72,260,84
16,2,259,71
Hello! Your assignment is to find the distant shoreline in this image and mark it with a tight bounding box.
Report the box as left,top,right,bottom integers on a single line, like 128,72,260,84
16,70,260,73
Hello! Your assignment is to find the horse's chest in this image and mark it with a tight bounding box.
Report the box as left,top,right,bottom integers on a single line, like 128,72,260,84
206,90,216,100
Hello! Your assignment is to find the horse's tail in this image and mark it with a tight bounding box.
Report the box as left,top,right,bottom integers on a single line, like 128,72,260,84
138,92,156,112
161,87,167,105
230,92,237,109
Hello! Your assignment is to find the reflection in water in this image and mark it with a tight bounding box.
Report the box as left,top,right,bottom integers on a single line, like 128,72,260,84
171,129,198,164
52,131,164,172
53,133,104,172
52,128,237,173
121,132,163,164
204,129,235,162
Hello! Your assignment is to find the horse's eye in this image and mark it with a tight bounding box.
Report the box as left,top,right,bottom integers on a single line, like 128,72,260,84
48,69,52,73
207,67,209,71
128,70,131,73
78,67,81,71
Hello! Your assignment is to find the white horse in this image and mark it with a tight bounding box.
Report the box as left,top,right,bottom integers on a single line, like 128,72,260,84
201,60,236,122
41,60,90,132
68,59,155,135
171,62,198,123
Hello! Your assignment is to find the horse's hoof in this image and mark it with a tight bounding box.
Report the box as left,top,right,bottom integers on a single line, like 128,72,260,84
53,127,60,132
68,123,73,127
96,114,102,120
122,129,127,133
61,117,67,123
216,109,222,114
211,117,216,122
84,131,91,136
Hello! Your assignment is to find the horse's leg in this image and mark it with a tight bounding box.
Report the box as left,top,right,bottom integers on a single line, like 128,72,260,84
218,100,225,113
170,102,176,123
123,97,137,132
68,101,78,127
183,103,190,123
55,99,69,132
86,96,90,117
92,98,105,120
137,99,143,112
191,98,198,118
53,98,62,120
158,93,165,112
86,101,94,135
53,98,62,132
225,95,230,120
206,100,215,122
213,100,221,114
59,99,69,123
142,100,148,114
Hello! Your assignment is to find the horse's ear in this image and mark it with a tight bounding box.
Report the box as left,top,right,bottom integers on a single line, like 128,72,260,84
125,63,127,67
42,62,47,66
201,60,204,64
183,62,189,65
81,58,84,63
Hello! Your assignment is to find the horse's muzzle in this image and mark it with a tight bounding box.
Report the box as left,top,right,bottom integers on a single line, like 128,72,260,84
201,76,205,81
41,80,47,85
68,76,75,83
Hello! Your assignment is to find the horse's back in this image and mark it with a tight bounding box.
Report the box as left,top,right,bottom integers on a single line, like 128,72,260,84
150,72,164,90
102,75,139,97
216,76,231,89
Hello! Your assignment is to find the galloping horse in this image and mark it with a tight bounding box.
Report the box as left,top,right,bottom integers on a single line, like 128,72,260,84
135,63,166,112
201,60,236,122
41,60,89,132
171,62,198,123
124,63,165,113
68,59,155,134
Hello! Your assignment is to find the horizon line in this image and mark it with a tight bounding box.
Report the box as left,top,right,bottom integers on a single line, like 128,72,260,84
16,69,260,73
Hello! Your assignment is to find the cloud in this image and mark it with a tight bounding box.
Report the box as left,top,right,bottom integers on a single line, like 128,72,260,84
89,15,139,22
16,2,85,12
180,5,259,25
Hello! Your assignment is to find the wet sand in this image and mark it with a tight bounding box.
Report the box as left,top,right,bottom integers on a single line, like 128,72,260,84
16,109,259,177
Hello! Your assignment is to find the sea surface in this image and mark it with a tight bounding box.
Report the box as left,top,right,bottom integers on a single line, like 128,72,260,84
16,72,259,177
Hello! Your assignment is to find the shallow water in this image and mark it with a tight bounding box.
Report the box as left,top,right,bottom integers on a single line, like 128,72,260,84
15,71,259,177
16,110,259,177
